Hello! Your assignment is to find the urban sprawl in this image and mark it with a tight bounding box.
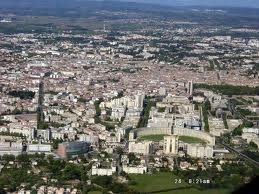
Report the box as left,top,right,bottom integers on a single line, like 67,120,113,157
0,6,259,194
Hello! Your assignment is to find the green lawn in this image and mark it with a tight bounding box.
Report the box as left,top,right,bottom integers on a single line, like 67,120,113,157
130,172,230,194
138,134,165,141
179,136,206,144
138,135,206,144
87,191,102,194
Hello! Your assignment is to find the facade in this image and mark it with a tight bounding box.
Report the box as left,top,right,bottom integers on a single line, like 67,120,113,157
37,129,51,141
163,135,179,154
187,144,213,158
27,144,51,153
128,141,153,155
122,165,147,174
57,141,90,159
243,128,259,134
91,162,116,176
0,142,23,156
91,167,116,176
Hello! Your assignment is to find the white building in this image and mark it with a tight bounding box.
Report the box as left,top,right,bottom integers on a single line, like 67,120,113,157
122,165,147,174
0,142,23,156
248,39,259,48
243,128,259,134
128,141,153,155
187,144,213,158
248,106,259,114
163,135,179,154
27,144,51,153
91,168,115,176
91,163,116,176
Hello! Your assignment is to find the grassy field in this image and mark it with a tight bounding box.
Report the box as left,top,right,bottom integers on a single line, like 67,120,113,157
87,191,102,194
130,172,230,194
138,135,206,144
179,136,206,144
139,134,165,141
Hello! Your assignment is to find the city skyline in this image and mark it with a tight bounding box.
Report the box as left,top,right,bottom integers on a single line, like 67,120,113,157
0,0,258,193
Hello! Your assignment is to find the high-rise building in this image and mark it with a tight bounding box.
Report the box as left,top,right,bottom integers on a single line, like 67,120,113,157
37,80,44,129
187,81,193,96
135,92,145,108
163,135,179,154
29,128,36,140
37,129,51,141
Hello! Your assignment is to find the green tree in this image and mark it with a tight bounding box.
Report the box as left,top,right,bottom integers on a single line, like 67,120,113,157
92,176,112,187
202,100,211,132
249,141,258,150
2,154,15,162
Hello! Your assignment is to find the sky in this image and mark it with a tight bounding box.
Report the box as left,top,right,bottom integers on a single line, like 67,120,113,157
120,0,259,8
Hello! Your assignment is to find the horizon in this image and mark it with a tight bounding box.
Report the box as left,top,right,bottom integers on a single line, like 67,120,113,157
0,0,259,9
120,0,259,8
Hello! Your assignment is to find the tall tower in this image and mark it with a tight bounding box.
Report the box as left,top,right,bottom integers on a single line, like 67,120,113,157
187,81,193,96
37,80,44,129
103,23,106,32
163,135,179,154
135,91,145,108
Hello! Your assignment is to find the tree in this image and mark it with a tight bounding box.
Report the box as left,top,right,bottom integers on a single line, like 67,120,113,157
222,113,229,129
52,138,63,149
249,141,258,150
62,163,81,180
137,98,156,128
16,154,30,164
37,122,49,129
128,153,140,165
2,154,15,162
202,100,211,132
115,147,124,156
8,90,35,100
93,176,112,187
195,84,259,96
233,126,243,136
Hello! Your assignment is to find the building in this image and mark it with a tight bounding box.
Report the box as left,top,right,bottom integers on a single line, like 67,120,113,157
187,144,213,158
91,162,116,176
134,92,145,108
163,135,179,154
128,141,153,155
187,81,193,96
27,144,51,153
129,127,172,141
57,141,90,159
122,165,147,174
91,168,115,176
159,87,167,96
243,128,259,134
173,128,215,146
0,142,23,156
37,129,51,141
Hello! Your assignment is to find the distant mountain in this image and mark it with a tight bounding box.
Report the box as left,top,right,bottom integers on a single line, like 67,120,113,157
0,0,258,19
120,0,259,8
0,0,259,9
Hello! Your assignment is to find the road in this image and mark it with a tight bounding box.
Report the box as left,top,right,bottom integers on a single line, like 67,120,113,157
228,98,258,125
220,142,259,167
